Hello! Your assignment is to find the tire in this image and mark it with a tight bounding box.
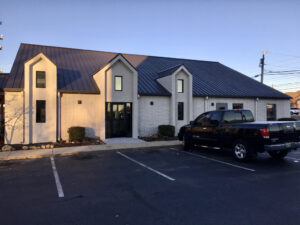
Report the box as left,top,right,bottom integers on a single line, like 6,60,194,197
232,140,254,162
268,150,288,159
183,133,194,151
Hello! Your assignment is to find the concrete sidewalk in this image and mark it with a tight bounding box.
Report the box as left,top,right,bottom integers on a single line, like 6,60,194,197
0,140,181,161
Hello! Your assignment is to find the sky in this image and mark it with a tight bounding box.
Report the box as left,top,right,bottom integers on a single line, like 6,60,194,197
0,0,299,92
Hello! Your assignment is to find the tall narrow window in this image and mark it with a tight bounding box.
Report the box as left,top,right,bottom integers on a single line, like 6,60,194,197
36,100,46,123
177,79,184,93
178,102,184,120
36,71,46,88
114,76,123,91
267,104,276,121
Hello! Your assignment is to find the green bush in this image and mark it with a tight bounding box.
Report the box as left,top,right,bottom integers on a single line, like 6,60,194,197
68,127,85,142
278,118,297,121
158,125,175,137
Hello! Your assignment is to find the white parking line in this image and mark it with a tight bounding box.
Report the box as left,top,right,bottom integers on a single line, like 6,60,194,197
117,151,175,181
169,148,256,172
50,156,64,198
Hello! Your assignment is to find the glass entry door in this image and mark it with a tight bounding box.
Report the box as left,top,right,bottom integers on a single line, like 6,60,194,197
106,102,132,138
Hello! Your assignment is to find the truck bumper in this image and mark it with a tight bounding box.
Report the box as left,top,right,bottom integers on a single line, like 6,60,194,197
264,142,300,151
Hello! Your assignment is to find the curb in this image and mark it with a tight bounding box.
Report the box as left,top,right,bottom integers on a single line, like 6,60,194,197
0,141,182,161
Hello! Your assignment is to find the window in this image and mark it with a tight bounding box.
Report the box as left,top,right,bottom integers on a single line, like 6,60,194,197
210,111,222,122
36,100,46,123
222,110,254,123
36,71,46,88
177,79,184,93
195,112,212,126
178,102,184,120
216,103,228,110
233,103,243,110
267,104,276,121
114,76,123,91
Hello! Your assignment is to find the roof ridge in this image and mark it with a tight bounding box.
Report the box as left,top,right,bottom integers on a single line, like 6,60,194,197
157,64,182,74
20,43,219,63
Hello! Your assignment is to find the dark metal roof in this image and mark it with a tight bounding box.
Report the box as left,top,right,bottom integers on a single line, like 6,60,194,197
0,73,9,90
157,64,183,78
5,43,290,99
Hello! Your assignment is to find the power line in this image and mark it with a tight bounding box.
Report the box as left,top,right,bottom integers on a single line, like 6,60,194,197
269,51,300,59
276,87,300,91
264,73,300,76
273,82,300,86
265,64,300,70
266,69,300,73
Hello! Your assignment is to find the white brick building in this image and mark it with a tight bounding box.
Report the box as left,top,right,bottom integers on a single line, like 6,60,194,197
0,44,290,144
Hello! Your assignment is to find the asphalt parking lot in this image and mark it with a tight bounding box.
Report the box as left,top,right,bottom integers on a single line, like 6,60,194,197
1,146,300,225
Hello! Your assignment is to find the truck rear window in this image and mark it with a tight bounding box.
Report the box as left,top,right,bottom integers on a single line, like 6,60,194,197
222,110,254,123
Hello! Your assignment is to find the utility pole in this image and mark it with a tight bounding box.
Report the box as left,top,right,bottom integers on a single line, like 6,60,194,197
259,51,266,83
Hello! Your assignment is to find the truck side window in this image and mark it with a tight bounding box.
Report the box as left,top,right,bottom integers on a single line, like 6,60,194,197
195,112,210,124
210,111,222,122
222,111,242,123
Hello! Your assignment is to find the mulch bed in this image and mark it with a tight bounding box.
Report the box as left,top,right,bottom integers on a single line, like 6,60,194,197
1,137,105,151
140,136,178,142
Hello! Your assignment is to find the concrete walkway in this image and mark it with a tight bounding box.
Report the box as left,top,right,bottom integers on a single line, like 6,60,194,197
105,138,145,145
0,140,181,161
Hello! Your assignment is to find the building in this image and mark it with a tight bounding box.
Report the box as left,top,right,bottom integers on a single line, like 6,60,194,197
0,44,290,144
286,91,300,108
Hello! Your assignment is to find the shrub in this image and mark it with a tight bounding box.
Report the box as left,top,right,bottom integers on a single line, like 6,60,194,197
278,118,297,121
158,125,175,137
68,127,85,142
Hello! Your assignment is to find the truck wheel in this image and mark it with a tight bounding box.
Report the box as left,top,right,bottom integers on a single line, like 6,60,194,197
268,150,288,159
232,140,254,162
183,133,194,151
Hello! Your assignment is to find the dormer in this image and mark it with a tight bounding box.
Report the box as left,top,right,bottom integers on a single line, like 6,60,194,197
24,52,57,144
156,64,193,131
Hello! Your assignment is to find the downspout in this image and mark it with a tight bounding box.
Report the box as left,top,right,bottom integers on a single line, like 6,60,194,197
255,98,259,121
58,92,62,142
205,96,209,112
23,90,25,144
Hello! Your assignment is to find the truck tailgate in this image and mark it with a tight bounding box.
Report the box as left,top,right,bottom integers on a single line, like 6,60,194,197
269,122,300,143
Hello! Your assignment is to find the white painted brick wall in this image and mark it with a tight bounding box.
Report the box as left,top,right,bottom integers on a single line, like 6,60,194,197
60,93,101,141
193,97,290,121
4,92,24,144
138,96,171,137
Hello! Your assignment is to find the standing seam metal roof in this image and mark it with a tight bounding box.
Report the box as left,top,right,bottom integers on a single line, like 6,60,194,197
4,43,290,99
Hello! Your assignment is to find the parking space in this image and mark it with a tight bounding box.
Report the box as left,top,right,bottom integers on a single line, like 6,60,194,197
1,146,300,225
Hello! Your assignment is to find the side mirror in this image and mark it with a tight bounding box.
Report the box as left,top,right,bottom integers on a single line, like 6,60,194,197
189,121,194,126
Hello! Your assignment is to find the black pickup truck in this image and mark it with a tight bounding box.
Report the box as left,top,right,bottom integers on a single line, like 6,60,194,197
178,110,300,161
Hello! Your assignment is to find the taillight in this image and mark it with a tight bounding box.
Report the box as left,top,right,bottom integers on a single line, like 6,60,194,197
260,128,270,139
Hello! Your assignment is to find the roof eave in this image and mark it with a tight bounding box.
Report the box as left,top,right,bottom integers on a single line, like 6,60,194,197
193,94,291,99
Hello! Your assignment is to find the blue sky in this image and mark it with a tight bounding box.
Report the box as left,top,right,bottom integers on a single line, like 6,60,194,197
0,0,299,92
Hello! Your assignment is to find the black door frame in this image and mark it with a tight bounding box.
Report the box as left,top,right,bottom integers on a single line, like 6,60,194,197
105,102,132,138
